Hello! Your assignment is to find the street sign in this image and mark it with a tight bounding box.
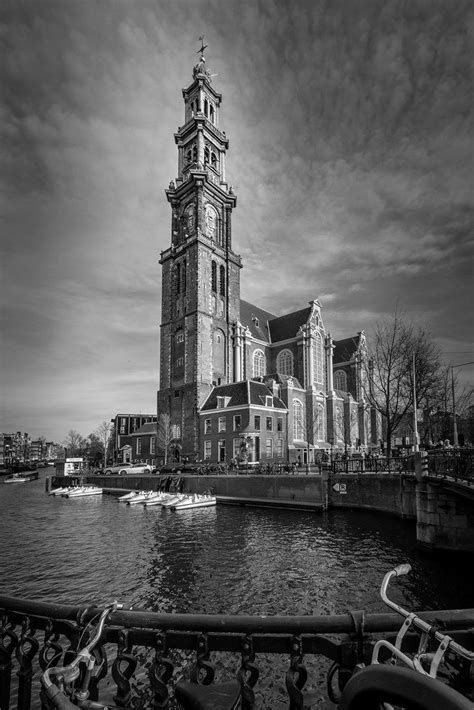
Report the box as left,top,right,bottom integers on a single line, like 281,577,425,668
332,482,347,494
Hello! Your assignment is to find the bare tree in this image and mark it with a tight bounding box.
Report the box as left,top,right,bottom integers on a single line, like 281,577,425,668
157,412,172,465
62,430,85,457
363,309,441,454
95,421,112,471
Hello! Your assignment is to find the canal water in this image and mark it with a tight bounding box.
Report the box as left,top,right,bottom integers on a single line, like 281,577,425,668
0,472,471,708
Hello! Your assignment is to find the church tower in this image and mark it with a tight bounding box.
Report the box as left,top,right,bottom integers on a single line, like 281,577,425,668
157,42,241,461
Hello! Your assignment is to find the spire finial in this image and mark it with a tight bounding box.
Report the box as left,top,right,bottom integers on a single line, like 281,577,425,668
197,35,207,59
193,35,213,81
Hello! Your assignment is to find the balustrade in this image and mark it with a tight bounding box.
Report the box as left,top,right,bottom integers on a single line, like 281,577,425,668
1,597,473,710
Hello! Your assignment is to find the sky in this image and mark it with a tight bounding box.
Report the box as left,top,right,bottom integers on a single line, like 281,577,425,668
1,0,473,443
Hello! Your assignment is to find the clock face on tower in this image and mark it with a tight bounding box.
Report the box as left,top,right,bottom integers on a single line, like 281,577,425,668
205,204,217,239
185,204,195,234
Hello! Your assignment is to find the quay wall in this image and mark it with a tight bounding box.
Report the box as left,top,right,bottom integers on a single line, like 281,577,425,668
327,473,417,519
50,472,414,517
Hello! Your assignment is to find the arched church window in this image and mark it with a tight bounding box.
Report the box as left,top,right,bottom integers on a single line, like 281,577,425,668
219,265,225,296
277,349,293,376
313,331,323,384
211,261,217,293
253,349,265,378
204,147,210,164
204,99,208,116
315,403,324,441
211,151,217,169
192,144,197,162
186,149,192,164
293,400,304,440
210,105,214,123
334,370,347,391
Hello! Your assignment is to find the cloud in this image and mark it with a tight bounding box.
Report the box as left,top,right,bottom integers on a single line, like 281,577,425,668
1,0,473,440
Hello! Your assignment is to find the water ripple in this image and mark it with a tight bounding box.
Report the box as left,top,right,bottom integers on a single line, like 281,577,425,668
0,476,471,618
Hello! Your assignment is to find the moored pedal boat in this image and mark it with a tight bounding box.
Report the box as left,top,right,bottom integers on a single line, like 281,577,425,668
161,494,187,508
60,486,86,496
142,492,169,506
65,486,103,498
127,491,156,505
48,487,69,495
118,490,143,502
171,494,216,510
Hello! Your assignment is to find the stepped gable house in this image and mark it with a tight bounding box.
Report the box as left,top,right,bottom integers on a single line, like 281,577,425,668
156,48,380,465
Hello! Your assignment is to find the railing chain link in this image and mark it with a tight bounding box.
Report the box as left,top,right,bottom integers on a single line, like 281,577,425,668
190,633,214,685
38,621,63,672
15,617,39,710
0,615,18,710
149,631,174,710
111,628,137,707
285,635,319,710
237,634,259,709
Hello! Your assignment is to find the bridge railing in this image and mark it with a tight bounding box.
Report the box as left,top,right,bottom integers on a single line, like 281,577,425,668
1,597,473,710
331,456,415,475
426,449,474,486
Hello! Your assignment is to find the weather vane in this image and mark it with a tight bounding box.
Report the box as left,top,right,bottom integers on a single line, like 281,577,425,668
197,35,207,58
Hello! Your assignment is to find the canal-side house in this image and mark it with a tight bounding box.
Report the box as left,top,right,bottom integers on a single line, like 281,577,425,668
122,422,158,466
200,380,288,465
156,49,381,465
110,413,157,464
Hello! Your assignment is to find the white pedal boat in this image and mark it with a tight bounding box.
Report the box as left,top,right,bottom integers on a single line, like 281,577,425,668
161,494,187,508
127,491,157,505
171,494,216,510
142,492,171,506
49,487,70,496
65,486,103,498
118,490,144,502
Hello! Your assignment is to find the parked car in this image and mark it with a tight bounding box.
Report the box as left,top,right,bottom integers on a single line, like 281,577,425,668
104,463,132,475
126,462,153,475
103,462,153,475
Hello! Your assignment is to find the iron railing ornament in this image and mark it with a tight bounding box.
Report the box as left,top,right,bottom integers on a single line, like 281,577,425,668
148,631,173,710
111,628,137,707
238,633,258,709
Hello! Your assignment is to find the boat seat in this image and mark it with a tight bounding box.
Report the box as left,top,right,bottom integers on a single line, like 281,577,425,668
175,679,241,710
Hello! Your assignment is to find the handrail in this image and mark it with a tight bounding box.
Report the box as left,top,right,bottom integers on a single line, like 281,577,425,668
2,596,474,634
2,595,473,710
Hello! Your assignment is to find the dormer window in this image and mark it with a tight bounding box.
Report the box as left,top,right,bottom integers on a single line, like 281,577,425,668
265,396,273,407
217,396,231,408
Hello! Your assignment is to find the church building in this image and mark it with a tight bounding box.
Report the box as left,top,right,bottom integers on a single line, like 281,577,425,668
157,47,380,465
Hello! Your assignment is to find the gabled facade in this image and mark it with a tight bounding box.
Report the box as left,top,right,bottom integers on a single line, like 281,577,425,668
157,47,380,464
110,413,157,462
200,380,288,464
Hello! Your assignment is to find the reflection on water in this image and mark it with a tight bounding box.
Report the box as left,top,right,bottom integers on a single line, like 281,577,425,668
0,475,471,616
